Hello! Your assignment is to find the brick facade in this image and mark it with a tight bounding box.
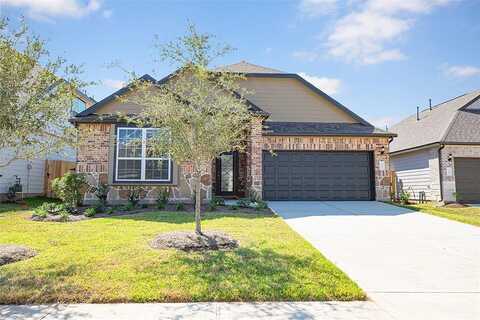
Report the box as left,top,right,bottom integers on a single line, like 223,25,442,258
76,123,211,204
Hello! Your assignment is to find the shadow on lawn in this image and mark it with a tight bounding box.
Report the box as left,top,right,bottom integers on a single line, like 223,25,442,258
0,264,87,304
167,246,354,301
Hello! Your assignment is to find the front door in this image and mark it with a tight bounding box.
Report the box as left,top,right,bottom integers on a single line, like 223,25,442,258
215,151,238,196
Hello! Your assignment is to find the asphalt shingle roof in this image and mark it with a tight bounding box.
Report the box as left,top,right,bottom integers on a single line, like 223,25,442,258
264,122,393,137
215,61,285,74
390,90,480,153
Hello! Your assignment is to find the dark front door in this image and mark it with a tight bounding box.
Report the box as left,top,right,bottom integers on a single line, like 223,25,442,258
215,152,238,196
263,151,375,201
454,157,480,203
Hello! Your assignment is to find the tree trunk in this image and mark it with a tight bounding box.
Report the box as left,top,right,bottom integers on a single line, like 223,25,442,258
194,174,202,235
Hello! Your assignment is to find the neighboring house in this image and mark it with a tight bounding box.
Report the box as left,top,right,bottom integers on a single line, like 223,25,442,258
390,90,480,203
0,91,96,198
71,61,395,204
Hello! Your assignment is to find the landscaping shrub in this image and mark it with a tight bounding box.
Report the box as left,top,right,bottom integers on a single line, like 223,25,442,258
207,199,217,212
126,186,144,207
105,207,114,215
84,207,97,217
254,199,268,211
400,191,410,205
92,183,109,209
33,203,69,218
176,202,185,211
51,173,86,208
237,198,251,208
122,202,135,212
211,196,225,206
32,207,48,219
156,187,170,209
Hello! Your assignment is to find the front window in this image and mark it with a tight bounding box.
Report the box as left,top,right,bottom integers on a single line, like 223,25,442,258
116,127,171,182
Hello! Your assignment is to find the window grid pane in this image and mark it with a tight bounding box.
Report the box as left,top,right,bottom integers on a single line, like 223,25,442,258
116,127,171,181
118,129,142,158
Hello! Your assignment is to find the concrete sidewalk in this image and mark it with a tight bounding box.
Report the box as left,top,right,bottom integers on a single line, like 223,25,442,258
1,301,394,320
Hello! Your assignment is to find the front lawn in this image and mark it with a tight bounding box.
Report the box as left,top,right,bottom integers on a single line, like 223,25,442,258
396,203,480,227
0,203,364,303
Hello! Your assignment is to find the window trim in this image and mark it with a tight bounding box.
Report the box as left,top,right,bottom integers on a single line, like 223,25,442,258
115,127,172,183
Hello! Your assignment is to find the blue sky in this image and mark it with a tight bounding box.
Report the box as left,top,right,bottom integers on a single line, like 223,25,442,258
1,0,479,128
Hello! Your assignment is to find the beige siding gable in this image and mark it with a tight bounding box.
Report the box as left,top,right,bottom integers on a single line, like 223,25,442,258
240,77,358,123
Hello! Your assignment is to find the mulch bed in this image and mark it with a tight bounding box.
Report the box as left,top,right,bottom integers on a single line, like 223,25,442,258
29,204,273,223
150,231,239,251
0,244,36,266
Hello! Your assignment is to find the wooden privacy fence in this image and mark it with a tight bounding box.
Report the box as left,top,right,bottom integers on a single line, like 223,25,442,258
390,171,398,200
44,160,76,197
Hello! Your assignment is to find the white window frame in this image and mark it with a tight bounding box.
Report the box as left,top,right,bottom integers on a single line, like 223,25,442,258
115,127,171,182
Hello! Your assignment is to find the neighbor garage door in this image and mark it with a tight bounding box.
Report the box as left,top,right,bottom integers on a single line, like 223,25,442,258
454,158,480,203
263,151,374,201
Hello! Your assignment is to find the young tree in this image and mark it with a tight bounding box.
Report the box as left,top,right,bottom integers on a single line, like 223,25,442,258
126,25,252,234
0,17,87,168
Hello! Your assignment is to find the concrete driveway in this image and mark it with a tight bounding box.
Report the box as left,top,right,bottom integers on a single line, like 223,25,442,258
269,201,480,320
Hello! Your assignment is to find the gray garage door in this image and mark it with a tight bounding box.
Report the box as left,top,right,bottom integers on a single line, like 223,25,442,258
454,158,480,203
263,151,374,201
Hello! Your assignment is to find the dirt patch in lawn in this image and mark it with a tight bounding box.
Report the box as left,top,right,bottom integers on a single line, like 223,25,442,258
0,245,36,266
442,202,469,208
150,231,239,251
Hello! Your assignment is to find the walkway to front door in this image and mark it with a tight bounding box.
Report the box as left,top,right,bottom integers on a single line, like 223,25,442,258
269,201,480,320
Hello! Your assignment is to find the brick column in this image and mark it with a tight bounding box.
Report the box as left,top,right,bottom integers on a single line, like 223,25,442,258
246,117,263,198
77,123,111,202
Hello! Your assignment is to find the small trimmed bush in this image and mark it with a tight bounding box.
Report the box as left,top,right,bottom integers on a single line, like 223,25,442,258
207,199,217,212
127,186,144,207
51,173,86,208
237,198,251,208
400,191,410,205
156,187,170,209
254,200,268,211
92,183,109,209
176,203,185,211
211,196,225,206
84,208,97,217
122,202,135,212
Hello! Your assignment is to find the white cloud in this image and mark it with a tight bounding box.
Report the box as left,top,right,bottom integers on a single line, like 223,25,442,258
325,0,452,64
298,0,338,17
292,50,319,62
298,72,341,95
102,9,112,19
103,79,126,90
445,65,480,78
0,0,101,20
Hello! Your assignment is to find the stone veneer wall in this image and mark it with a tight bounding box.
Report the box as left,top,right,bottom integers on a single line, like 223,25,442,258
245,117,264,197
76,123,211,204
260,135,392,201
440,144,480,202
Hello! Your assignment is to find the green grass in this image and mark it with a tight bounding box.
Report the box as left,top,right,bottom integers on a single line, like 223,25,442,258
394,202,480,227
0,202,364,303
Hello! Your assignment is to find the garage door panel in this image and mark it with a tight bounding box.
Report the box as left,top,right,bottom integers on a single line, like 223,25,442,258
263,151,374,201
454,158,480,203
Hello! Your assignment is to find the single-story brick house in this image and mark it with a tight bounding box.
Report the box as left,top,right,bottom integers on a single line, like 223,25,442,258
390,90,480,203
71,61,395,204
